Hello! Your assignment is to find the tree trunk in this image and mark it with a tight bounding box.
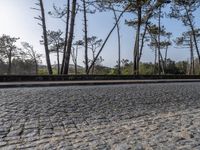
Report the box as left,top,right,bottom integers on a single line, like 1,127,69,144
74,46,78,75
39,0,52,75
92,50,95,75
133,33,139,75
112,7,121,75
190,34,195,75
191,28,200,64
185,6,200,64
139,16,149,61
133,4,141,75
74,63,77,75
148,25,165,75
158,6,161,75
61,0,70,74
154,47,157,74
83,0,89,74
159,50,165,74
63,0,77,75
56,47,60,74
87,5,129,74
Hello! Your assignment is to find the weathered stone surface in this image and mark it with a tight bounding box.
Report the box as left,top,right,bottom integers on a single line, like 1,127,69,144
0,83,200,149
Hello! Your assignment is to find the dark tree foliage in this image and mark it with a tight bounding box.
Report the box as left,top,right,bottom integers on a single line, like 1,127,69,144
170,0,200,64
0,35,19,75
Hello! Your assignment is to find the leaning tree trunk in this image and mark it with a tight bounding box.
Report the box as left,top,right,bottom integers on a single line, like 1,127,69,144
56,47,60,74
61,0,70,74
185,6,200,65
192,31,200,62
112,7,121,75
87,5,128,74
139,15,150,61
190,25,200,64
83,0,89,74
63,0,77,75
39,0,52,75
159,50,165,74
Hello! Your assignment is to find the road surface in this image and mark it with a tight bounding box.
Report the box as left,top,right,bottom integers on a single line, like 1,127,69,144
0,83,200,149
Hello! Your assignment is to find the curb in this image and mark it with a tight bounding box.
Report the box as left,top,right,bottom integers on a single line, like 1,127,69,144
0,79,200,88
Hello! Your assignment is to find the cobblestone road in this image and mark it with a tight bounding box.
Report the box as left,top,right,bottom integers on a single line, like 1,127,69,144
1,83,200,149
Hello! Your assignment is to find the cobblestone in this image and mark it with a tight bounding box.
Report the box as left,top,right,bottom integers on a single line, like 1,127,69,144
0,83,200,149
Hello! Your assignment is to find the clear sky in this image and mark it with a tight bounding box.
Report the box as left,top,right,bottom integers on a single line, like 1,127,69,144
0,0,200,67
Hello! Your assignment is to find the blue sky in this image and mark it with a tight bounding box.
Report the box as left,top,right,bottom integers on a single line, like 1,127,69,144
0,0,199,67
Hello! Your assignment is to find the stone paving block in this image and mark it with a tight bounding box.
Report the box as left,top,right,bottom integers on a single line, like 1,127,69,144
0,83,200,149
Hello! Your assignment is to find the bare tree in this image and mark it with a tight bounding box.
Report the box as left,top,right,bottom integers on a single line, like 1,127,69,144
47,30,64,74
71,40,84,75
87,36,102,74
170,0,200,64
92,0,125,75
111,6,121,75
87,4,130,74
147,24,168,74
61,0,71,74
34,0,52,74
125,0,171,75
21,42,42,75
82,0,89,74
175,30,200,75
63,0,77,74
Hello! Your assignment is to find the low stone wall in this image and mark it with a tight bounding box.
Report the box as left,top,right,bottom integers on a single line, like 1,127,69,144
0,75,200,82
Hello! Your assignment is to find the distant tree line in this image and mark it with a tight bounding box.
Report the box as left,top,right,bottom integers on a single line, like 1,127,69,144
111,58,197,75
0,35,42,75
